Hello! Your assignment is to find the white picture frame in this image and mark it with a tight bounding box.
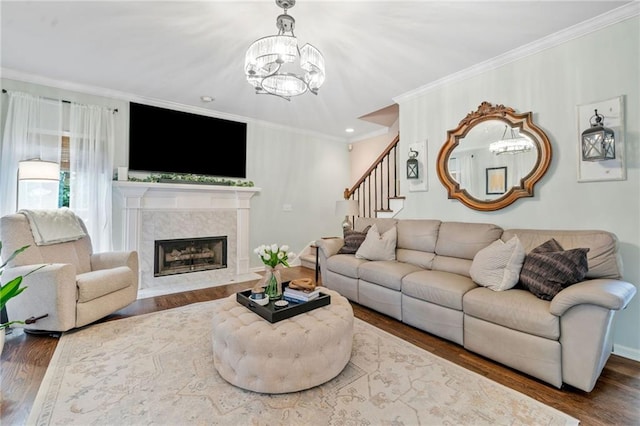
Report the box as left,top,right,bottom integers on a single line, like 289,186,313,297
576,95,626,182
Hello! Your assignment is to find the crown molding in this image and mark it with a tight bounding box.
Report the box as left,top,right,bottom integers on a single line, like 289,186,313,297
0,68,248,122
1,68,347,142
394,2,639,104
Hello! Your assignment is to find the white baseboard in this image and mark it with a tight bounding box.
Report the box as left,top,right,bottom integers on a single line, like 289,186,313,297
613,344,640,362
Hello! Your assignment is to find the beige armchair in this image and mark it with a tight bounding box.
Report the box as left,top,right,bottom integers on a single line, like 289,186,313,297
0,210,138,332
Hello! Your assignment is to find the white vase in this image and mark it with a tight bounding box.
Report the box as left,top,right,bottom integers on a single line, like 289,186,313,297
0,330,5,357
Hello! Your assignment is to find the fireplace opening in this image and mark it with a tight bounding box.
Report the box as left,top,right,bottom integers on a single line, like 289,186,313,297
154,236,227,277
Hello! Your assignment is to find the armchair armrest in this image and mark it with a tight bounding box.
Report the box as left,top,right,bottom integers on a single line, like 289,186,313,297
550,278,637,316
91,251,138,272
3,263,77,331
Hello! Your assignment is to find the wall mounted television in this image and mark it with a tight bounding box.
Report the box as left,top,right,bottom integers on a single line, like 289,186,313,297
128,102,247,179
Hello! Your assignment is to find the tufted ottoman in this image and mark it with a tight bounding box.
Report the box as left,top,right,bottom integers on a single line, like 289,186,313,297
211,287,354,394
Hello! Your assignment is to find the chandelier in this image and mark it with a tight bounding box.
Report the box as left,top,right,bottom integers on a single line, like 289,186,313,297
489,126,534,155
244,0,325,100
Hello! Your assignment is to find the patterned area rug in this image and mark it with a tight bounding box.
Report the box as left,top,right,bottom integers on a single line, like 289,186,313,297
28,300,579,425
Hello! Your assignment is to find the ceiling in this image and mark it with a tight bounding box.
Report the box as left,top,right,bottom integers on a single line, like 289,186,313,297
0,1,633,141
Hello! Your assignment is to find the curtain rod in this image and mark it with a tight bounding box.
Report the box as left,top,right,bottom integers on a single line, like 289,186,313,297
2,89,118,113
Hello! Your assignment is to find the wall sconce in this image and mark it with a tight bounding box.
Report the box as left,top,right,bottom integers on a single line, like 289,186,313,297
17,158,60,210
335,199,359,232
407,148,419,179
581,109,615,161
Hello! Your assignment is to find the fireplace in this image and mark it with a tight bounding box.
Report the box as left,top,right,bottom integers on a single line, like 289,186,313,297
113,181,260,296
154,236,227,277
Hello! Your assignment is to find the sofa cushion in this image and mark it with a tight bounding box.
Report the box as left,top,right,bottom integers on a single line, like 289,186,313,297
326,254,368,278
463,287,560,340
519,239,590,301
396,249,436,270
358,260,423,291
355,217,398,234
337,226,371,254
434,222,503,260
469,236,525,291
396,219,440,252
402,270,477,310
531,238,563,253
503,229,621,279
356,224,397,261
432,222,503,276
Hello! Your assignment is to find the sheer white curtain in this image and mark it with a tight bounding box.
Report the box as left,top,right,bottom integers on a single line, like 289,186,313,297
69,103,115,252
0,91,62,216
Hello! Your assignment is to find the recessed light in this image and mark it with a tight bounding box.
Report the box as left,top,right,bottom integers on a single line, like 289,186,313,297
200,96,214,102
345,128,354,133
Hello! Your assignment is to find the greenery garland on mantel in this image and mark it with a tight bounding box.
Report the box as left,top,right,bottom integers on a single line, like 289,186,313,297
118,173,254,187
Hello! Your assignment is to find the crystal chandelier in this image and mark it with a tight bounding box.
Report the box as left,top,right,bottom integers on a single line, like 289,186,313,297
244,0,325,100
489,126,534,155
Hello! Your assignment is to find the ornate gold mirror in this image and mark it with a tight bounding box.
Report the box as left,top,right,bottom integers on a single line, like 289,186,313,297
436,102,552,211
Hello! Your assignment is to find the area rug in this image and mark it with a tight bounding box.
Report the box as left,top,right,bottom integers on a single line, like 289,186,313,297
28,300,579,425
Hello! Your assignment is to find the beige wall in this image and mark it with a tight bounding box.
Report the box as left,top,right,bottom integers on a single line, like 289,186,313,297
349,119,399,185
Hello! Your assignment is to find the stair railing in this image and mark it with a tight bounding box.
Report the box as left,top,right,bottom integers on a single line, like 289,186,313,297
343,134,401,220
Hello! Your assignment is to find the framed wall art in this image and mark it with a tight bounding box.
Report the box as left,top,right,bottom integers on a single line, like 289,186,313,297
576,95,626,182
486,166,507,195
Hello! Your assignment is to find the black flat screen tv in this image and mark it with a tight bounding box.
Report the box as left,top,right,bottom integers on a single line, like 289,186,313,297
128,102,247,179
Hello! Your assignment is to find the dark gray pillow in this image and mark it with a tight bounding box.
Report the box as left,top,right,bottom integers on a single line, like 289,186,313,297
531,238,564,254
519,239,589,300
337,226,371,254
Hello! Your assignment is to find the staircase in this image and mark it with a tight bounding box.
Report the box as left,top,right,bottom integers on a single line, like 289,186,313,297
303,134,403,276
298,242,319,280
344,134,404,220
298,244,317,270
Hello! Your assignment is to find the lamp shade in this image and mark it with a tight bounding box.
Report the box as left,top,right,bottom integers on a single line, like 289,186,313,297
335,199,359,217
18,159,60,181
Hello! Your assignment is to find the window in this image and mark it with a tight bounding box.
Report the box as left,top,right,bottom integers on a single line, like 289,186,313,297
59,136,70,207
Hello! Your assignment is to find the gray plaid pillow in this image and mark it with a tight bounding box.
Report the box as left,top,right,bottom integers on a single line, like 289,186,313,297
519,239,589,300
337,226,371,254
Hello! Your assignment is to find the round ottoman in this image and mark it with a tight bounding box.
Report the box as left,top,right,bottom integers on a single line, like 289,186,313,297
211,287,354,394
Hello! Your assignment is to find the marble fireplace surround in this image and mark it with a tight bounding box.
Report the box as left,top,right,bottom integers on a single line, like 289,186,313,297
112,181,261,298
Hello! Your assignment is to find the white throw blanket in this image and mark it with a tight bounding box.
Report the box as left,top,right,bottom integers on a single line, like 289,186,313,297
19,208,87,246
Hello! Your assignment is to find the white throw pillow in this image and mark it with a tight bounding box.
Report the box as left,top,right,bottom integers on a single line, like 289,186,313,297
469,236,525,291
355,224,397,261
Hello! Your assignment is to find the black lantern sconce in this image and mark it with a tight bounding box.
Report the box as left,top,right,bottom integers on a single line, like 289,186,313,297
581,109,615,161
407,148,419,179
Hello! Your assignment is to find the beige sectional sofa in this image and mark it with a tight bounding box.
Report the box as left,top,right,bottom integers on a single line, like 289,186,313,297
316,217,637,392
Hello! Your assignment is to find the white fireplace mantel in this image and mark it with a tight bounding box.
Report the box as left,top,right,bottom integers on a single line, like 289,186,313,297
112,181,261,278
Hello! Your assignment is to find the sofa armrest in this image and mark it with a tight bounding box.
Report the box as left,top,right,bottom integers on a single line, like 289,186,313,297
315,238,344,259
3,263,77,332
91,251,138,272
550,278,637,316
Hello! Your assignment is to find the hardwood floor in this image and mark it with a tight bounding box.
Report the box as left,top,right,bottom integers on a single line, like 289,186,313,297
2,266,639,425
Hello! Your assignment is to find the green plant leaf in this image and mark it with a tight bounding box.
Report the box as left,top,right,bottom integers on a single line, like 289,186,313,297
0,276,26,309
